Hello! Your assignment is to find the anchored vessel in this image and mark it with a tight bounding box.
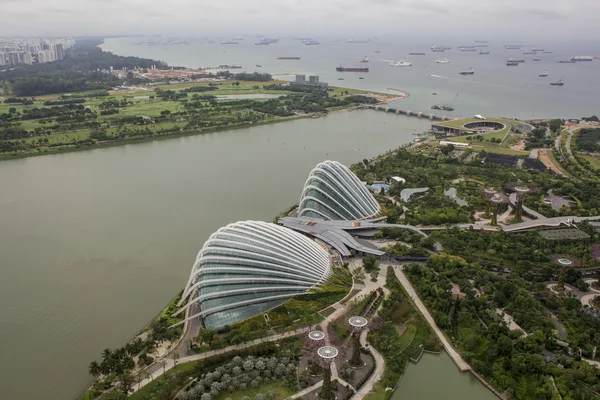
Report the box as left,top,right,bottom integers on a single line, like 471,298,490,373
221,40,238,44
539,69,548,77
390,60,412,67
506,59,519,66
358,56,369,63
550,79,564,86
336,65,369,72
571,56,593,61
479,50,490,55
278,57,301,60
459,67,474,75
435,58,450,63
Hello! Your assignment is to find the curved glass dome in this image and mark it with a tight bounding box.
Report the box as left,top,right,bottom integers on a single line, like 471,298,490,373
298,160,381,220
174,221,331,330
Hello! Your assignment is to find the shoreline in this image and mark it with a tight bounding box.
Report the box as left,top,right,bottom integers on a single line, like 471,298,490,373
0,85,403,163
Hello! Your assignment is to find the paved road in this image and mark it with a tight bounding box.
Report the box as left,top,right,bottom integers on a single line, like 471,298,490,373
393,266,471,372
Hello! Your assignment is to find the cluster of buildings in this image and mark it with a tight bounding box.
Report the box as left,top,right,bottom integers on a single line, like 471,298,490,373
290,74,329,89
0,37,75,67
173,160,384,330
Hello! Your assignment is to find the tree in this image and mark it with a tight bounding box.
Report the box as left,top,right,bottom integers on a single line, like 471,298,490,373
201,393,212,400
8,107,16,114
88,361,102,379
362,255,378,273
349,334,363,367
319,366,336,400
549,119,562,133
266,390,276,400
255,394,264,400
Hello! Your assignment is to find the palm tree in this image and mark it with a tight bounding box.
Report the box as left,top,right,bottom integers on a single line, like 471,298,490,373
88,361,101,379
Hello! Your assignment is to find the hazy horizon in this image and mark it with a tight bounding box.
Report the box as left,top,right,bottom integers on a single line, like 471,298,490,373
1,0,599,42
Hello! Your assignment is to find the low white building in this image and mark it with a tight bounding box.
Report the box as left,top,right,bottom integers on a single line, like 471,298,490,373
440,141,471,148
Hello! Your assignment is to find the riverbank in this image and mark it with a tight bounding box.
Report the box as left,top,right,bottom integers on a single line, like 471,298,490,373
0,81,390,162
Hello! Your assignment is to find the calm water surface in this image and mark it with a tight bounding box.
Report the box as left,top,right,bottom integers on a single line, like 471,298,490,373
102,37,600,119
392,352,498,400
0,112,430,399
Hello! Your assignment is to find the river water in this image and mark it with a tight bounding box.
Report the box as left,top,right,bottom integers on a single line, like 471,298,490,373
0,111,433,399
393,352,498,400
102,37,600,119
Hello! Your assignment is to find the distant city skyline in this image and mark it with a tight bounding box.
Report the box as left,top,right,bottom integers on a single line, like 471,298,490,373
0,0,599,40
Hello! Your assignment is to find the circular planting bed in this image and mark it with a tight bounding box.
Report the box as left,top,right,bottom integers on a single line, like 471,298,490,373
550,254,581,267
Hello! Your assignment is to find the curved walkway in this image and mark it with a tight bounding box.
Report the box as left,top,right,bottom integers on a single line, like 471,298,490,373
350,329,385,399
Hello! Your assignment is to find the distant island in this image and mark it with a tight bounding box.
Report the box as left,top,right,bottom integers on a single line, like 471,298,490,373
0,39,383,160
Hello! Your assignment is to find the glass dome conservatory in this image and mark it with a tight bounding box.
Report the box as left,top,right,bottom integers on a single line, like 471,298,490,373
174,221,331,330
298,160,381,220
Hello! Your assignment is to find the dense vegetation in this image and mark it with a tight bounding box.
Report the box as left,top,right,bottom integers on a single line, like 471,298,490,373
575,128,600,153
405,254,600,399
0,39,168,96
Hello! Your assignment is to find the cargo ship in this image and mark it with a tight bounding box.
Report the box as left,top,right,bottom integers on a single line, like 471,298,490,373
533,57,541,61
523,51,537,55
532,48,545,51
504,45,522,49
336,65,369,72
409,52,426,55
461,48,477,52
458,45,475,49
539,70,548,77
475,40,487,43
558,60,576,63
479,50,490,55
550,79,564,86
303,40,320,45
571,56,593,61
255,40,270,45
277,57,301,60
221,40,238,45
543,51,553,54
506,60,519,66
474,44,489,48
459,68,474,75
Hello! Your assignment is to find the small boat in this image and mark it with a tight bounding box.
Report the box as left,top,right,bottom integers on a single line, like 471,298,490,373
539,69,548,77
358,56,369,63
550,79,564,86
533,57,541,61
338,77,344,80
523,51,537,55
390,60,412,67
459,68,474,75
435,58,450,64
432,92,438,95
374,50,380,53
256,64,262,67
359,77,364,79
479,51,490,55
431,105,454,111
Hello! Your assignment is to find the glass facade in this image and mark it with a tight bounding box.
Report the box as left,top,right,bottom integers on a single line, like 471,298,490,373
176,221,331,329
298,160,381,220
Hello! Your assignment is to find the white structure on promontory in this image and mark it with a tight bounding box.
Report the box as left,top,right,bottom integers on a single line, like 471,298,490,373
174,221,331,330
298,160,381,220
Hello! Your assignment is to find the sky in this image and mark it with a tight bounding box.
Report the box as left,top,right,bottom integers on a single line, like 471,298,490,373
0,0,598,40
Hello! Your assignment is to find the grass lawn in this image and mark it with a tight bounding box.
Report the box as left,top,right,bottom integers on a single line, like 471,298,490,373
397,325,417,351
319,306,338,317
128,362,198,400
581,154,600,169
470,144,528,155
215,382,295,400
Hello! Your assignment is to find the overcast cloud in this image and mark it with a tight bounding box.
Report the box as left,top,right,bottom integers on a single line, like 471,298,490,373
0,0,597,39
